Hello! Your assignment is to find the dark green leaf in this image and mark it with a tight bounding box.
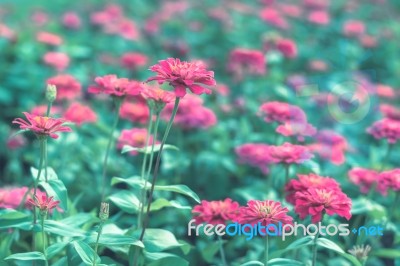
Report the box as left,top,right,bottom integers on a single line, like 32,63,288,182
122,144,179,154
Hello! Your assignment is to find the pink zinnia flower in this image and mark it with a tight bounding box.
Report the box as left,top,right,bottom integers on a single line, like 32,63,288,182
62,12,81,29
348,168,379,194
235,143,273,174
378,169,400,195
147,58,216,97
376,84,396,99
0,23,17,41
117,128,157,155
268,142,313,164
308,11,330,25
141,86,176,104
294,188,352,223
303,0,330,9
279,4,302,18
276,39,298,59
63,103,97,126
276,121,316,141
308,130,348,165
120,101,149,124
120,52,148,70
88,75,143,97
36,31,63,46
46,74,81,101
285,173,341,204
237,200,293,226
359,35,378,48
367,118,400,144
7,133,27,149
192,198,240,225
380,104,400,121
259,8,289,29
27,195,60,213
43,52,70,72
228,48,266,81
259,101,307,124
343,20,366,37
13,112,72,139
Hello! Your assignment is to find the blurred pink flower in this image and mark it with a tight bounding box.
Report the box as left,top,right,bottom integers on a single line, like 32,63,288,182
47,74,81,101
268,142,313,164
63,102,97,126
308,11,330,25
7,133,26,149
308,130,348,165
31,105,62,116
303,0,330,9
141,86,176,104
378,169,400,195
62,12,81,29
120,101,149,124
192,198,240,225
279,4,302,18
259,8,289,29
276,121,316,141
31,11,49,26
117,128,157,155
120,52,148,70
376,84,396,98
367,118,400,144
0,187,46,209
294,188,352,223
348,167,379,194
343,20,366,37
276,38,298,58
13,112,72,139
36,32,63,46
259,101,307,124
308,60,329,72
237,200,293,226
43,52,70,72
235,143,273,173
88,75,143,97
228,48,266,81
147,58,216,97
0,23,16,41
380,104,400,120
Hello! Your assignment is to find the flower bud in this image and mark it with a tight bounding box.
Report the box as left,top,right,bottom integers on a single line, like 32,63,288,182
46,84,57,103
99,202,109,221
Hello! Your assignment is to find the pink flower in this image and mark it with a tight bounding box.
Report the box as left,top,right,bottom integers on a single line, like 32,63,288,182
343,20,366,37
348,168,379,194
13,112,72,139
259,8,289,29
63,103,97,126
36,32,63,46
62,12,81,29
235,143,273,173
31,105,62,116
192,198,240,225
279,4,302,18
0,187,46,209
46,75,81,101
31,11,49,26
359,35,378,48
43,52,70,72
276,121,316,141
285,173,341,204
268,142,313,164
120,101,149,124
303,0,330,9
367,118,400,144
294,188,352,223
117,128,157,155
88,75,143,97
259,101,307,124
237,200,293,226
378,169,400,195
141,86,176,104
308,60,329,72
376,84,396,99
308,11,330,25
147,58,216,97
228,48,266,80
7,133,26,149
0,23,17,41
276,39,298,59
308,130,348,165
380,104,400,121
27,195,60,213
120,53,148,70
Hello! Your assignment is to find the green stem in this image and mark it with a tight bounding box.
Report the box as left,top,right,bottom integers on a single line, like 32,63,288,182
93,222,104,266
46,102,52,117
44,138,48,182
218,235,227,266
265,235,269,266
137,107,155,229
312,231,320,266
133,98,180,266
40,214,48,266
100,98,122,202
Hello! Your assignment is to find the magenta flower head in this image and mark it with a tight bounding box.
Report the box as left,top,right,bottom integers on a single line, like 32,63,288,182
192,198,240,225
268,142,313,164
13,112,72,139
88,74,143,97
147,58,216,98
237,200,293,226
27,195,60,214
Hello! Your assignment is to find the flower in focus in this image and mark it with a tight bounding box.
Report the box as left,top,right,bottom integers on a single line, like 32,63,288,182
27,195,60,213
13,112,72,139
62,12,81,29
308,130,348,165
227,48,266,81
235,143,273,174
192,198,240,225
378,169,400,195
147,58,216,97
120,100,149,124
117,128,157,155
43,52,70,72
343,20,366,37
63,102,97,126
36,31,63,46
348,167,379,194
269,142,313,164
120,52,148,70
367,118,400,144
285,173,341,204
47,75,81,101
237,200,293,226
259,101,307,124
294,188,352,222
88,75,143,97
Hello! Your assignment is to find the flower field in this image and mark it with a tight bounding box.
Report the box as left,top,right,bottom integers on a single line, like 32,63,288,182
1,0,400,265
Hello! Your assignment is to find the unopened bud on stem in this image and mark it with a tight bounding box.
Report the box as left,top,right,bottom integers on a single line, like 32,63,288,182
99,202,109,221
46,84,57,103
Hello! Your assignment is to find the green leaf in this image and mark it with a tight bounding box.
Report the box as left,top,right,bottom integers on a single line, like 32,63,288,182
108,190,140,214
122,144,179,154
317,238,361,266
5,251,46,261
136,229,185,252
39,179,68,210
71,240,100,265
372,249,400,258
239,261,264,266
146,254,188,266
0,209,32,230
301,160,320,174
201,242,220,263
31,167,58,181
44,220,85,237
150,198,191,211
46,242,69,259
351,198,386,219
284,236,314,250
111,176,144,190
86,233,144,248
268,258,304,265
61,213,96,227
